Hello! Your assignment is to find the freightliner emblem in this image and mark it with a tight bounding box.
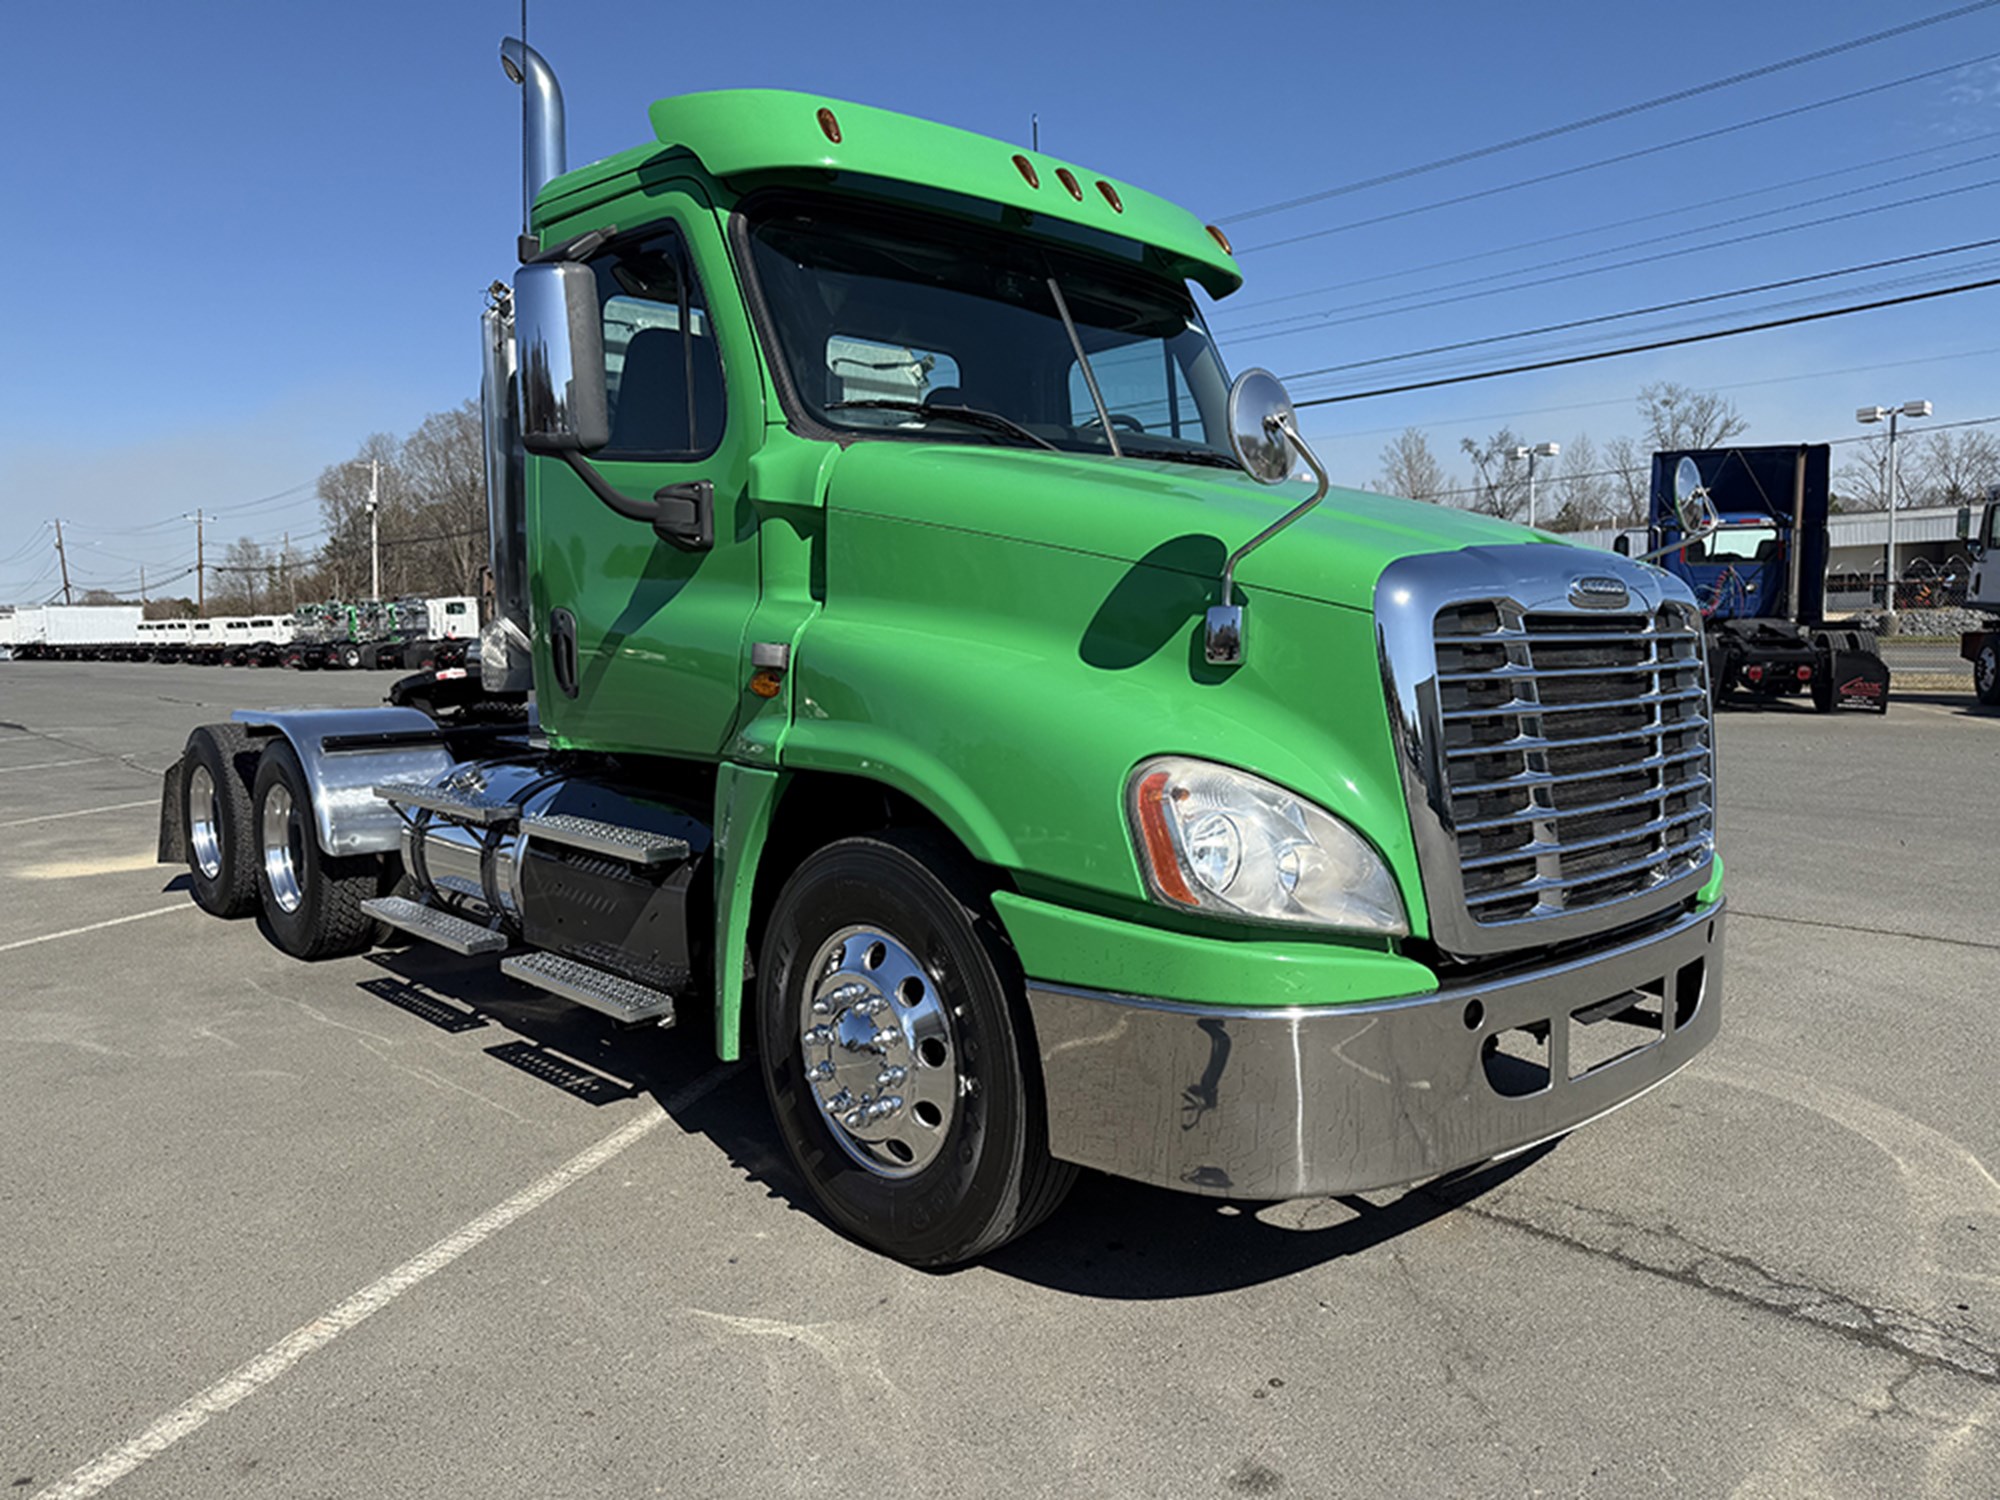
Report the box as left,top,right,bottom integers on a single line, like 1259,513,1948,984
1569,575,1630,610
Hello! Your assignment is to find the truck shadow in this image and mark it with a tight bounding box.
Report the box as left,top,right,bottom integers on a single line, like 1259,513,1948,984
354,946,1554,1298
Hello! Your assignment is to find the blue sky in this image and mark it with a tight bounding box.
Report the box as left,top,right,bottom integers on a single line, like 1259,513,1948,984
5,0,1999,601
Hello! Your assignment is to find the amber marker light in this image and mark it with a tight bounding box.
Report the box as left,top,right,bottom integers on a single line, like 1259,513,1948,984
1055,167,1083,200
816,107,842,144
1012,154,1040,188
1131,770,1198,906
1095,179,1123,212
750,669,784,699
1206,223,1233,255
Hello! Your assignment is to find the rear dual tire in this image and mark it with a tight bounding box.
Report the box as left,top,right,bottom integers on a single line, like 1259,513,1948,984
250,740,382,961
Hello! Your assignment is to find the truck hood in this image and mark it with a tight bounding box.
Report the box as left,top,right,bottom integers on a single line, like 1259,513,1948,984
823,442,1546,611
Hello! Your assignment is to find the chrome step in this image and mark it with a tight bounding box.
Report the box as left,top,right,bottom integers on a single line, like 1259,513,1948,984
519,813,689,866
361,895,509,956
373,781,521,826
500,951,677,1026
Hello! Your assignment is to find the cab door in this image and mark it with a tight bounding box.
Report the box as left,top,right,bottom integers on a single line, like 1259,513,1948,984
531,195,762,758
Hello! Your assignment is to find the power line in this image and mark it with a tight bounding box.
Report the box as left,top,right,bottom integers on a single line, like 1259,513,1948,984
1231,171,2000,346
1289,275,2000,406
1217,140,2000,332
1236,48,2000,255
1219,2,2000,225
1275,237,2000,382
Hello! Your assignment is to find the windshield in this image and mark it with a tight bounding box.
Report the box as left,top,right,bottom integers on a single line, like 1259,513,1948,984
743,195,1238,468
1697,521,1780,565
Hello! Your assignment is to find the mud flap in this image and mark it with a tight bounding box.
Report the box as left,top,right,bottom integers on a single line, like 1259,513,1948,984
1814,630,1891,713
157,753,188,864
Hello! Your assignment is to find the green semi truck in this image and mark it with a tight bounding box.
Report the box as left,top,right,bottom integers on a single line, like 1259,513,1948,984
159,39,1724,1265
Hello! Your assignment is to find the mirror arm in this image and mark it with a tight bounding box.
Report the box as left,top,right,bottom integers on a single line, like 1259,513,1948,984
1206,414,1330,667
1219,414,1330,605
557,450,656,523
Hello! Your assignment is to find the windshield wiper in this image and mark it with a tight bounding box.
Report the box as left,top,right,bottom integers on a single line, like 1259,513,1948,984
825,399,1059,453
1118,442,1243,472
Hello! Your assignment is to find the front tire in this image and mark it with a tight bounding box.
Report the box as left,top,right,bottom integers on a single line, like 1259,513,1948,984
1976,638,2000,706
755,833,1075,1266
252,740,381,960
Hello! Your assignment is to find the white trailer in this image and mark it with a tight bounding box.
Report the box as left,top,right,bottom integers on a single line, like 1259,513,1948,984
1960,500,2000,704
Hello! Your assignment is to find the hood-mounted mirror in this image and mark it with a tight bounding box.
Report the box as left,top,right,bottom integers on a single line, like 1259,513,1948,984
1206,369,1330,666
1629,456,1723,564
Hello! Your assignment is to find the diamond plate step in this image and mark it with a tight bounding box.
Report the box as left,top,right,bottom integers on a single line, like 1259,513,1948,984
373,781,521,827
519,813,689,866
501,951,677,1026
361,896,508,956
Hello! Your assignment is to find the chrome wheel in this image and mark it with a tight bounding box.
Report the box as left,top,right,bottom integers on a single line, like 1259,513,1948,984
186,764,223,880
799,925,957,1177
260,782,305,915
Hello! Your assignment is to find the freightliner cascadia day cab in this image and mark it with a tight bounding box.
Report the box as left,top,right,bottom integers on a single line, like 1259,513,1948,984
158,41,1726,1265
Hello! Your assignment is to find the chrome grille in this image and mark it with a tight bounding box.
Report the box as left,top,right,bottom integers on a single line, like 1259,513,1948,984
1376,547,1717,958
1433,602,1712,927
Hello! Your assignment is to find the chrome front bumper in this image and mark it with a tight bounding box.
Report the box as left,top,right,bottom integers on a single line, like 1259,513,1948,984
1025,901,1723,1200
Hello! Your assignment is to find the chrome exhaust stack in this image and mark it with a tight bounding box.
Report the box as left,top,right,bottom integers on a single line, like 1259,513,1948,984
499,37,566,250
480,37,567,695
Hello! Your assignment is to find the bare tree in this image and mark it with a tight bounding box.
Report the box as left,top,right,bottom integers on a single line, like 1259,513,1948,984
1548,434,1614,530
1914,427,2000,508
1637,382,1748,452
399,400,487,594
1459,430,1530,521
1603,436,1650,525
1377,427,1450,503
1833,432,1891,512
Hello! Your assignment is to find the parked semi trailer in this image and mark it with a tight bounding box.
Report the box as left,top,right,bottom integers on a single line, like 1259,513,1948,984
159,39,1727,1265
1635,445,1890,712
9,605,145,661
1961,497,2000,705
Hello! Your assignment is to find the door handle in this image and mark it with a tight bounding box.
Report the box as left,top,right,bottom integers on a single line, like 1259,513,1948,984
652,480,714,552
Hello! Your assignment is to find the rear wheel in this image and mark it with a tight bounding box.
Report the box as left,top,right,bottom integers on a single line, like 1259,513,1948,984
182,724,259,918
1976,638,2000,706
252,740,381,960
756,832,1075,1266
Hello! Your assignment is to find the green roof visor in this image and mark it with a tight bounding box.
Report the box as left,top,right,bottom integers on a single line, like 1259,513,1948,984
641,90,1242,298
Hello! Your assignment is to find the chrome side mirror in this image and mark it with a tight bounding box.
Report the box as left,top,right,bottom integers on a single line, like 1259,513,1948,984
515,261,608,453
1207,369,1330,666
1631,457,1722,563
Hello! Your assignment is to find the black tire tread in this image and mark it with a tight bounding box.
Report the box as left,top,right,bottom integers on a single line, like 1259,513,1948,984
253,741,381,961
184,723,259,918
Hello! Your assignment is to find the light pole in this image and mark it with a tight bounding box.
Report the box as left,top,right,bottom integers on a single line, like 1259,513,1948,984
367,457,381,602
1855,400,1931,622
1507,441,1560,528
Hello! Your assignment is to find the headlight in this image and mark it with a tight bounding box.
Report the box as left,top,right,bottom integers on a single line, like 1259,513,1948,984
1127,756,1408,936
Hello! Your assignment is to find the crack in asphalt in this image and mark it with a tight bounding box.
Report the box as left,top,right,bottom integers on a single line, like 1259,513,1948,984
1732,908,2000,953
1450,1188,2000,1389
0,719,162,779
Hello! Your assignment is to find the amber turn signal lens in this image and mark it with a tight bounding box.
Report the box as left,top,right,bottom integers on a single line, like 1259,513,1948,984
1055,167,1083,200
816,107,842,144
750,669,784,699
1205,223,1233,255
1095,179,1123,212
1012,154,1040,189
1131,770,1197,907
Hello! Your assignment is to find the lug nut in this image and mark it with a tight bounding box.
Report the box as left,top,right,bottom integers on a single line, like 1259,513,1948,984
844,1108,868,1129
826,1089,854,1114
876,1066,907,1088
806,1061,835,1083
828,982,868,1005
802,1025,834,1047
870,1096,904,1119
872,1027,902,1049
853,997,887,1017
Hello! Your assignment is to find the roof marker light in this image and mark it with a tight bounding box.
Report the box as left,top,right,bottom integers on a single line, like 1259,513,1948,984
816,107,842,144
1206,223,1234,255
1055,167,1083,200
1012,154,1040,188
1096,179,1123,212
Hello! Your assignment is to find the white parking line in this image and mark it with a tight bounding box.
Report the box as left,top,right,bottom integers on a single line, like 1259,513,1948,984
0,758,99,774
0,801,156,830
0,905,191,955
32,1065,737,1500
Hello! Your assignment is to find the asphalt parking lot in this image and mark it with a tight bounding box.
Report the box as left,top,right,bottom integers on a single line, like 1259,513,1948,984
3,662,1997,1498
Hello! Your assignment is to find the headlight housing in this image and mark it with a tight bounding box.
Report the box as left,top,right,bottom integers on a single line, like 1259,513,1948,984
1127,756,1408,936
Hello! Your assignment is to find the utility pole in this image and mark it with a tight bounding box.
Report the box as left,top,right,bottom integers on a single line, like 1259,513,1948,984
282,531,292,609
53,518,72,605
368,458,381,601
140,565,147,603
186,509,206,613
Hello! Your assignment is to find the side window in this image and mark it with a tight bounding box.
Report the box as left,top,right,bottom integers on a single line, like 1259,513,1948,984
1985,503,2000,550
592,227,726,458
1067,341,1202,438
